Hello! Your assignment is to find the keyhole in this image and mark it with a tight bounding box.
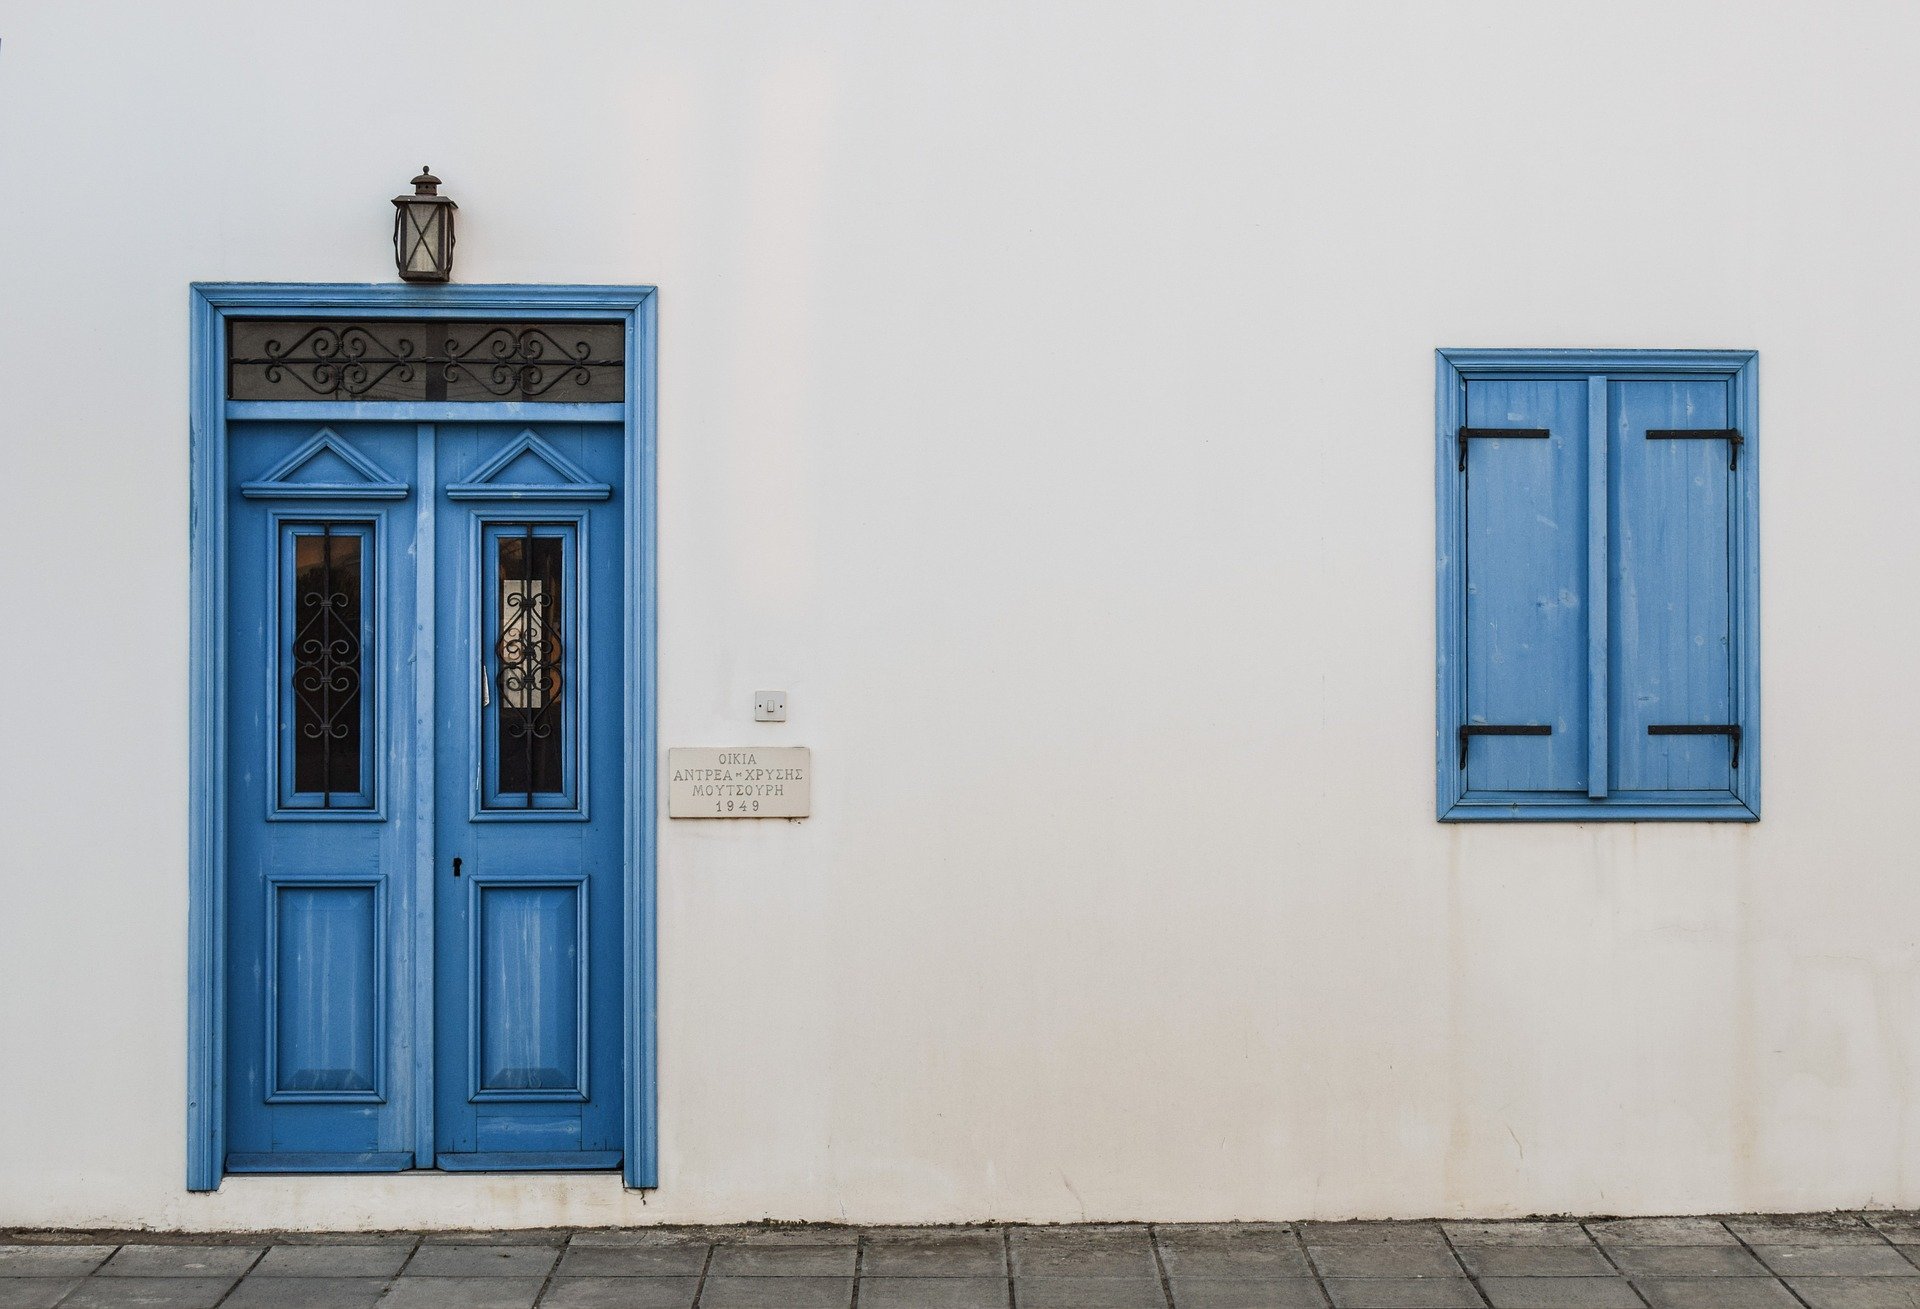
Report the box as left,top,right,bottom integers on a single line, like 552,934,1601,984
452,857,462,878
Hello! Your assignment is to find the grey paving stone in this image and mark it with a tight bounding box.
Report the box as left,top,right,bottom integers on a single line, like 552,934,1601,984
1168,1277,1326,1309
253,1244,413,1277
860,1276,1010,1309
863,1231,1007,1278
268,1232,419,1247
60,1278,240,1309
1723,1218,1882,1248
538,1277,702,1309
1587,1222,1738,1249
72,1235,261,1248
1312,1247,1463,1279
221,1275,389,1308
420,1230,568,1247
1011,1277,1166,1308
698,1275,854,1309
1456,1249,1615,1279
1606,1247,1768,1278
1012,1229,1159,1280
557,1244,711,1277
96,1245,263,1278
708,1243,858,1277
0,1245,115,1277
1755,1247,1919,1278
721,1228,860,1246
1476,1279,1642,1309
0,1280,82,1309
1632,1279,1802,1309
567,1229,712,1249
1159,1229,1312,1279
1866,1218,1920,1247
1445,1225,1595,1248
379,1276,544,1309
1320,1279,1484,1309
1789,1278,1920,1309
402,1243,559,1277
1305,1226,1449,1250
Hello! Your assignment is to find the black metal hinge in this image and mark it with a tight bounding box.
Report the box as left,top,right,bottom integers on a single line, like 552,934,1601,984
1647,723,1742,768
1458,723,1551,769
1457,426,1550,472
1647,428,1744,470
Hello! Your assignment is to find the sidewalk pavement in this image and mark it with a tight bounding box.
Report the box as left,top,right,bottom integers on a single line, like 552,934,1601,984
6,1213,1920,1309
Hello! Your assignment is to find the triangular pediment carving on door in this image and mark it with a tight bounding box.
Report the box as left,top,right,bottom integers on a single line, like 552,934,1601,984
445,430,613,501
240,428,410,500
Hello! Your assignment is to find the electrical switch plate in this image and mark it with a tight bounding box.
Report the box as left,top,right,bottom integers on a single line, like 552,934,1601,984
754,691,787,722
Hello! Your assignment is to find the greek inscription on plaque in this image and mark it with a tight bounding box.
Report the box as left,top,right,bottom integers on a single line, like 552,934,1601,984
668,746,811,818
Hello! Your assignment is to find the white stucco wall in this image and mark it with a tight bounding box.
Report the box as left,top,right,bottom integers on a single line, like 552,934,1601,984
3,0,1919,1230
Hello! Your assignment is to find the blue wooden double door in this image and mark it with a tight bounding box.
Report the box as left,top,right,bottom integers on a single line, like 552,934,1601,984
224,418,626,1174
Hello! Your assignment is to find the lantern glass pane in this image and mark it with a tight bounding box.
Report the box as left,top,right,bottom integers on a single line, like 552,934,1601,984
404,207,443,275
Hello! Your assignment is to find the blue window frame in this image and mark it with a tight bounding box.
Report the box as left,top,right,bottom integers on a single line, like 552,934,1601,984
1436,349,1759,821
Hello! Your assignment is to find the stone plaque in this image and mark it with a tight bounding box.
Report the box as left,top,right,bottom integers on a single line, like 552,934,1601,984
668,746,811,818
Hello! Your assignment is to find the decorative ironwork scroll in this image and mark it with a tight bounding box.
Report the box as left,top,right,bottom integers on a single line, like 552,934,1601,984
495,527,566,800
230,320,625,402
291,526,364,800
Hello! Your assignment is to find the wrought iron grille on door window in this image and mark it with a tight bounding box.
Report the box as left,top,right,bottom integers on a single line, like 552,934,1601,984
287,523,369,805
494,526,567,803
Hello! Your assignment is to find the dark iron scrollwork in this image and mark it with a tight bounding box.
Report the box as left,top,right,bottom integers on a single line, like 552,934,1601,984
449,325,606,398
259,324,424,399
230,320,623,401
497,586,565,728
495,526,566,801
291,526,363,801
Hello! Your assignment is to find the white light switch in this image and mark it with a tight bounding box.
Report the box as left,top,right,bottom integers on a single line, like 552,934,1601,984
754,691,787,722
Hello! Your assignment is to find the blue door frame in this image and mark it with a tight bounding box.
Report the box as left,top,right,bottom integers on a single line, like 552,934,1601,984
188,283,658,1191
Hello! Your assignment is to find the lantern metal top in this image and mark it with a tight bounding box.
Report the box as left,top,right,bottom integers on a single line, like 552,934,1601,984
395,166,456,207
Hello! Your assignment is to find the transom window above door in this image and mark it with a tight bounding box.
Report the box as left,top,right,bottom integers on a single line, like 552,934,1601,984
228,320,625,401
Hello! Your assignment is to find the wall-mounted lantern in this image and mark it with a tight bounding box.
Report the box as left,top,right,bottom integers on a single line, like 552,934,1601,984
392,166,457,282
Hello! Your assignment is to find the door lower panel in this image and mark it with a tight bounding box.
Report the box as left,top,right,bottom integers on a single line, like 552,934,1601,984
226,1151,414,1174
435,1151,621,1172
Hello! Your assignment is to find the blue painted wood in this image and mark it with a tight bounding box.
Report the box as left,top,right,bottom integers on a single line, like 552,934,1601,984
446,429,613,501
1462,379,1590,793
435,1150,622,1172
225,424,419,1163
433,421,625,1166
626,292,659,1190
190,284,658,1191
1586,377,1609,799
226,1151,414,1173
264,878,384,1102
240,429,411,500
1436,349,1758,822
409,423,437,1169
1610,378,1734,792
228,401,626,425
188,288,230,1192
469,879,589,1100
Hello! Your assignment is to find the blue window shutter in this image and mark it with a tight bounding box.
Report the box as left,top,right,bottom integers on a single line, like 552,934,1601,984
1608,379,1736,791
1462,379,1590,793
